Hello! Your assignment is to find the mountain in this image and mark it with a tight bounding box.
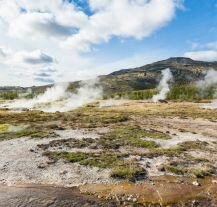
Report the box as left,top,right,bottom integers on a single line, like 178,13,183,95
1,57,217,95
96,57,217,94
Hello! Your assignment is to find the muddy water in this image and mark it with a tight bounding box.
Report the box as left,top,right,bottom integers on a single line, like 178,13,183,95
81,176,217,206
0,185,117,207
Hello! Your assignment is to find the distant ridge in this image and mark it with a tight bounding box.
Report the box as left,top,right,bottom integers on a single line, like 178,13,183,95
1,57,217,94
98,57,217,93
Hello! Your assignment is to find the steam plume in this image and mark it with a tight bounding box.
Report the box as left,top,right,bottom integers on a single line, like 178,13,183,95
197,69,217,88
3,79,102,112
198,69,217,109
152,68,173,103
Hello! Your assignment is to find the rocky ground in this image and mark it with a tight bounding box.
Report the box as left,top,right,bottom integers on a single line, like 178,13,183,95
0,100,217,206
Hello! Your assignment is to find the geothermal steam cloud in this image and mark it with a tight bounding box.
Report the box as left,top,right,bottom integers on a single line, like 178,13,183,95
152,68,173,103
197,69,217,88
4,79,102,112
198,69,217,109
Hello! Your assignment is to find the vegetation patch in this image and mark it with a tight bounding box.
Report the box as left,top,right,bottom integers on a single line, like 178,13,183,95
44,151,122,168
0,126,55,141
104,89,157,100
147,146,185,157
164,165,185,175
97,126,168,149
146,141,209,158
186,162,217,178
111,160,147,180
38,138,95,151
103,83,217,101
44,151,147,181
178,141,209,150
0,124,10,132
0,91,18,100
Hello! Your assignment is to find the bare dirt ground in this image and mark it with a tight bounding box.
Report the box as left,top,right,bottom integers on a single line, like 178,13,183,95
0,129,114,187
0,100,217,206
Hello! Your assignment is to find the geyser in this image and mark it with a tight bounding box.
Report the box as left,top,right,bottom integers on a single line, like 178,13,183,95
152,68,173,103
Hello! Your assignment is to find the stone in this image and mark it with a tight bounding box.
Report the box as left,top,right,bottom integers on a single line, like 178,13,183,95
192,181,200,186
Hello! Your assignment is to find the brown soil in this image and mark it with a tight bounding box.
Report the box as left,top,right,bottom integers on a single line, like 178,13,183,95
80,175,217,206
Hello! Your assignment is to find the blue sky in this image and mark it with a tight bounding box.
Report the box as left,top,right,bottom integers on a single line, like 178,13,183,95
0,0,216,86
89,0,217,64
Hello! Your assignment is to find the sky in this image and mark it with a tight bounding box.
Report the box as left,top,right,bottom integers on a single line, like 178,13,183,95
0,0,216,86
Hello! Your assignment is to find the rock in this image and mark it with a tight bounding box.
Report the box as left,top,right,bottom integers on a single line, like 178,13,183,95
146,162,151,168
89,143,98,149
192,181,200,186
158,99,168,103
37,163,47,169
47,160,56,164
158,165,165,172
132,198,137,202
60,170,68,175
212,180,217,184
57,126,65,130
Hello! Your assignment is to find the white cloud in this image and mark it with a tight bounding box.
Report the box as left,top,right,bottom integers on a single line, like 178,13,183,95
0,46,13,57
5,49,56,66
9,13,72,38
0,0,181,50
0,47,58,85
184,50,217,62
63,0,180,51
0,0,182,86
1,0,88,39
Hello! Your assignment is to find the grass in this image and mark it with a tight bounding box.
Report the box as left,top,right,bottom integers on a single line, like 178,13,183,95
164,165,185,175
127,138,159,148
0,108,130,129
44,151,121,168
44,151,147,180
145,141,209,158
168,84,217,101
147,146,185,157
45,151,88,163
111,160,147,180
101,102,217,121
103,83,217,101
98,126,161,149
104,89,157,100
178,141,209,150
190,169,211,178
164,165,216,178
0,127,54,141
0,124,10,132
0,91,18,100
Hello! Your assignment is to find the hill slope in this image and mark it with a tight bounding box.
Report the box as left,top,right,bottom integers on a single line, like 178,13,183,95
97,57,217,94
1,57,217,95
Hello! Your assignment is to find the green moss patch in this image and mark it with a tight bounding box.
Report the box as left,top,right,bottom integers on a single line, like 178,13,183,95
44,151,147,181
98,126,163,149
0,124,10,132
111,160,147,180
44,151,121,168
0,127,55,141
164,165,185,175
